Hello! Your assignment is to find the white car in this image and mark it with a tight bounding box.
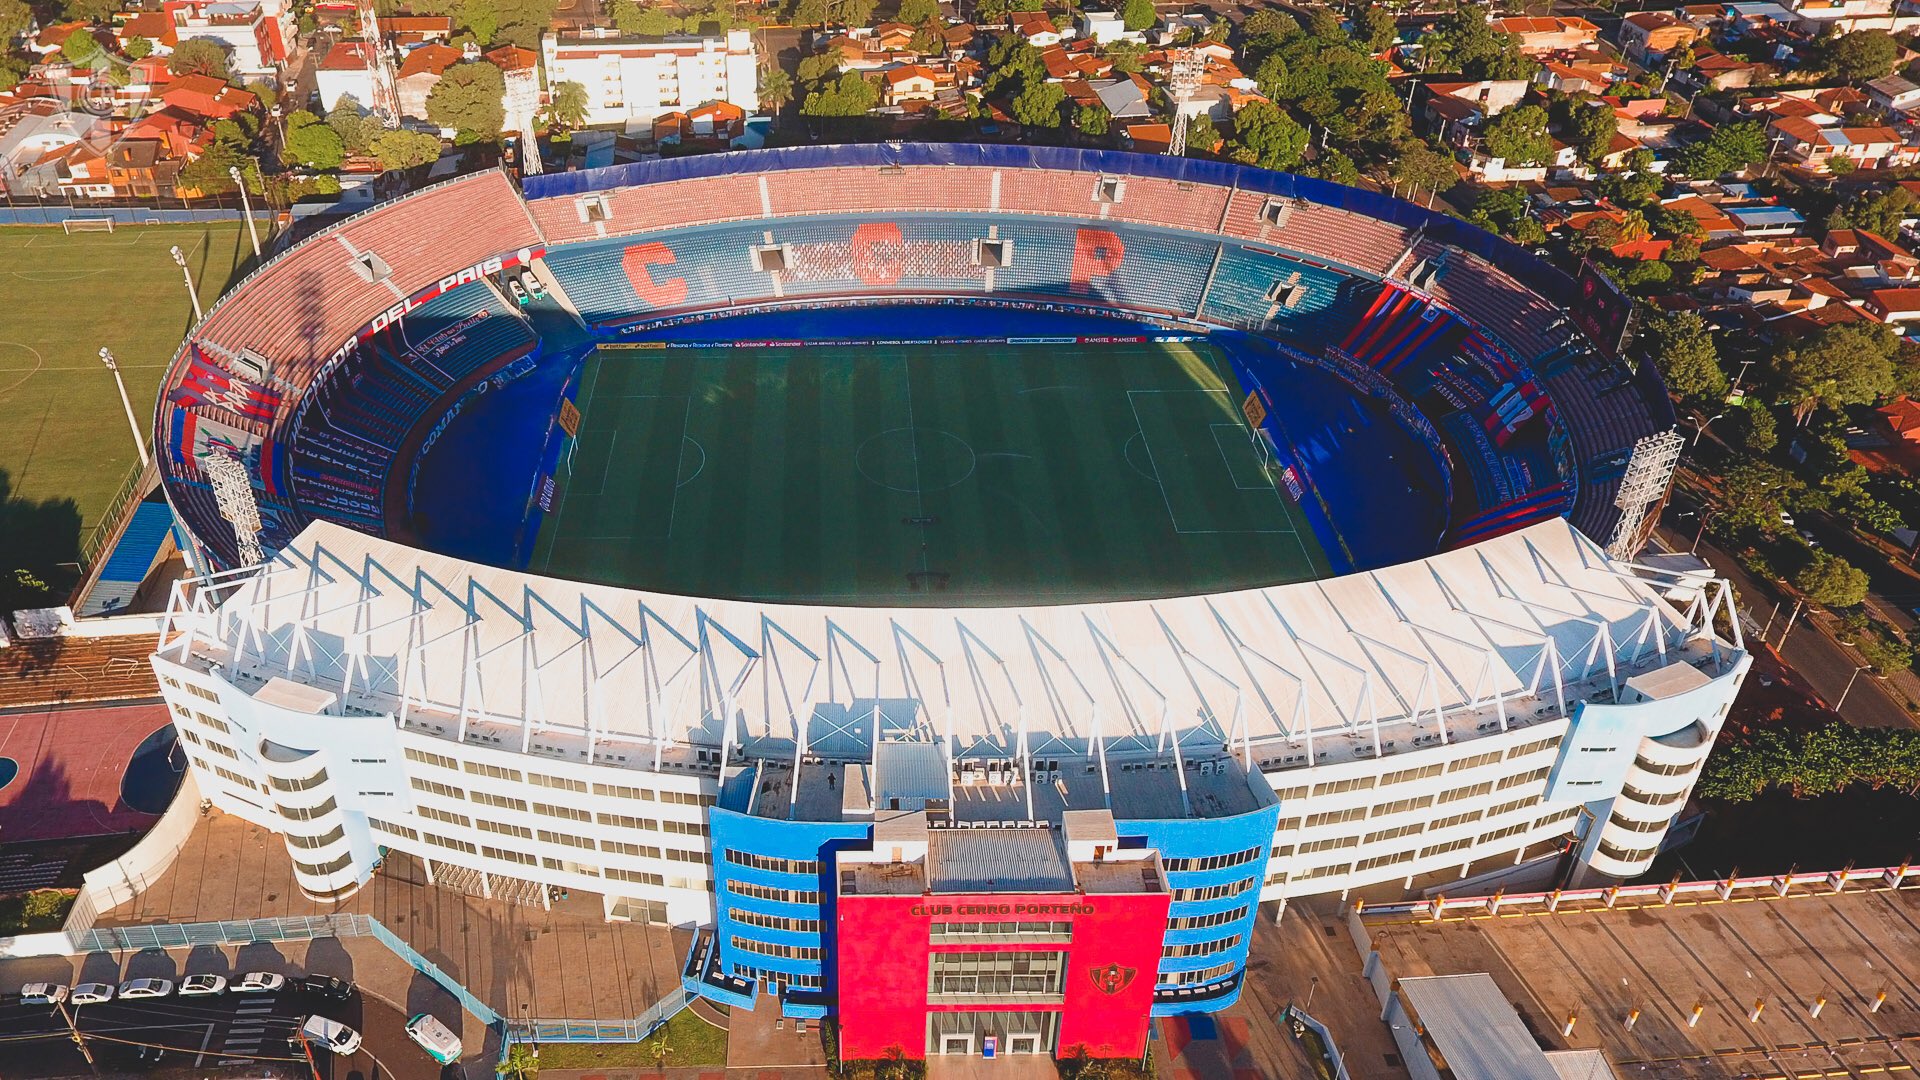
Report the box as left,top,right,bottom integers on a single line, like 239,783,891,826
18,983,67,1005
179,974,227,996
235,972,285,993
69,983,114,1005
299,1015,362,1055
117,979,174,1000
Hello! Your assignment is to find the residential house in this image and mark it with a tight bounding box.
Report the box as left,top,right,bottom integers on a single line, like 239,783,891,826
488,44,540,138
166,0,286,78
159,74,256,120
386,15,453,47
1619,12,1700,68
105,139,181,198
1879,398,1920,443
1420,79,1529,152
117,11,176,56
1489,16,1600,53
540,28,761,131
1010,12,1068,47
316,40,378,112
1122,121,1171,153
395,43,462,120
1823,229,1920,281
1866,74,1920,116
1767,116,1918,172
0,103,90,192
882,64,938,106
1080,9,1133,44
1865,286,1920,325
1726,205,1807,236
1093,75,1151,121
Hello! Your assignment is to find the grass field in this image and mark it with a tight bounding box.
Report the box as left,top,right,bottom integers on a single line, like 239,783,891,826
0,223,251,585
531,340,1330,606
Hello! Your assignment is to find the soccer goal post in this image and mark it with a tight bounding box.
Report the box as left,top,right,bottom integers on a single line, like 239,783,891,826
62,217,115,234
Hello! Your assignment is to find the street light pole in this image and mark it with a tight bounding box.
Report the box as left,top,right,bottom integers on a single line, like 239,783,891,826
1691,508,1716,554
1836,664,1873,712
170,244,204,322
230,165,262,258
1691,413,1724,447
99,347,150,468
55,999,96,1067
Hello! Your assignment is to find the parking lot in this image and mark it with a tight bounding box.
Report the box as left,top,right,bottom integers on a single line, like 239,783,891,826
0,973,462,1080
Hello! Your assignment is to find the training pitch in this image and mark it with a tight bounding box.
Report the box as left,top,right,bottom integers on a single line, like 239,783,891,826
0,223,250,565
531,340,1331,605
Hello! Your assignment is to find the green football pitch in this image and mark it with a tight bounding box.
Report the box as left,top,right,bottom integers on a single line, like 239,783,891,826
0,222,251,576
531,340,1331,606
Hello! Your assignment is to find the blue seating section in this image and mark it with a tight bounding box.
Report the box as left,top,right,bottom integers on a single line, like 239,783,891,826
288,282,536,531
1199,245,1355,346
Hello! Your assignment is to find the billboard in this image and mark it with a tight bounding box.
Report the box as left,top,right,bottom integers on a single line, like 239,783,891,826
1569,258,1633,357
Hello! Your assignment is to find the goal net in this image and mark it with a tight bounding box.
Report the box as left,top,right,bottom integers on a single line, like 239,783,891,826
62,218,115,234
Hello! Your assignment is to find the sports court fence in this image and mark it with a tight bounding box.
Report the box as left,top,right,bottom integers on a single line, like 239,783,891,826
506,986,691,1044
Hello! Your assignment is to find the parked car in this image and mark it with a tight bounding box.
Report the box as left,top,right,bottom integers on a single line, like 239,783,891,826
18,983,67,1005
69,983,114,1005
299,1015,362,1055
179,974,226,996
406,1013,462,1064
235,972,286,993
117,979,174,1000
300,975,353,1002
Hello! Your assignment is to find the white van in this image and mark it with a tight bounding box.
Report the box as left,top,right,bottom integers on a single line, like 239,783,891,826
405,1013,462,1063
299,1015,362,1055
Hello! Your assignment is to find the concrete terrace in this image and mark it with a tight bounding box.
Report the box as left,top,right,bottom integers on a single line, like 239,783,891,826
1360,883,1920,1078
98,811,687,1022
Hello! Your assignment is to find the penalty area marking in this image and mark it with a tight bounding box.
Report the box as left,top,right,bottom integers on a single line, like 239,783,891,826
1211,423,1276,491
1127,389,1295,537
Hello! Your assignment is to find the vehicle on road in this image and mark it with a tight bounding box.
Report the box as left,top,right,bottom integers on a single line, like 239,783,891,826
299,1015,362,1055
236,972,286,993
179,974,227,996
18,983,67,1005
300,974,353,1001
117,978,174,999
69,983,114,1004
406,1013,462,1063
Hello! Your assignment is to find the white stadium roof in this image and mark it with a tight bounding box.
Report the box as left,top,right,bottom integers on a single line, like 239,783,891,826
161,520,1741,770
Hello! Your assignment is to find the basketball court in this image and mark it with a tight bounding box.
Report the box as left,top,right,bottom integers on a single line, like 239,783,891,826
530,340,1330,605
0,702,181,844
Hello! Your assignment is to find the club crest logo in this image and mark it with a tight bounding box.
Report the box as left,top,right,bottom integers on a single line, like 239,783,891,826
1090,964,1137,996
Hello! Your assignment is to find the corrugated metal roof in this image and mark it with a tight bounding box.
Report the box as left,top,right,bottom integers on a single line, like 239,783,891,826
1398,973,1559,1079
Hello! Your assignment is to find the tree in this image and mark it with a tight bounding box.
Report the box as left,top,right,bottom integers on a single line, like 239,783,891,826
833,0,879,30
1826,29,1898,82
1120,0,1154,31
170,39,231,79
282,110,346,169
796,52,841,88
0,54,27,94
1075,100,1109,136
1229,100,1307,170
757,67,793,116
1390,140,1458,200
1186,113,1220,155
897,0,940,24
546,79,589,128
1796,551,1870,608
1676,120,1767,179
61,0,114,21
371,129,444,170
328,97,374,155
610,0,682,35
57,27,102,67
497,1042,540,1080
1480,104,1550,166
1310,147,1360,184
1419,3,1536,80
125,35,153,58
1559,96,1618,165
1356,5,1397,51
1736,404,1778,454
1716,461,1803,537
1828,186,1918,240
1011,79,1065,127
799,70,878,116
0,0,30,41
788,0,832,29
427,61,507,142
1776,322,1898,423
177,140,254,195
1637,311,1726,403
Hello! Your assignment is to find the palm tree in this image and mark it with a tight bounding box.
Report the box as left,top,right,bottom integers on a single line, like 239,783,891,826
647,1037,674,1077
496,1043,539,1080
759,66,794,128
544,81,590,131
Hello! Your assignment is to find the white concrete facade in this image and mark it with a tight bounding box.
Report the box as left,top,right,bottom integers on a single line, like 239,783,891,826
539,28,759,131
149,518,1747,923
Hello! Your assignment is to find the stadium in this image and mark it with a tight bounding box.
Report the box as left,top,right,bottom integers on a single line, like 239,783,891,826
146,145,1750,1062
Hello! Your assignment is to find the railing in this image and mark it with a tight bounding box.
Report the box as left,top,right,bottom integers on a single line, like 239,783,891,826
74,913,371,952
1358,862,1916,921
507,985,691,1043
1282,1005,1352,1080
79,460,155,570
365,915,503,1026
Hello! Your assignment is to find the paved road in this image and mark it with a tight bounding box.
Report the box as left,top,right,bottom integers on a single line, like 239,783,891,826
1653,509,1914,730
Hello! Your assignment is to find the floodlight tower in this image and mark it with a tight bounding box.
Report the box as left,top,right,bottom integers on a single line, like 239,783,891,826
1167,49,1204,157
359,0,401,129
203,452,266,567
1606,429,1685,561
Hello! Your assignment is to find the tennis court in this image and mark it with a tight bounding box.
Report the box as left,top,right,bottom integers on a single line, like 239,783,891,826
531,340,1330,605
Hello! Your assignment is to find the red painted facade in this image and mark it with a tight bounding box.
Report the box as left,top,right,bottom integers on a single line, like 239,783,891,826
834,889,1170,1061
